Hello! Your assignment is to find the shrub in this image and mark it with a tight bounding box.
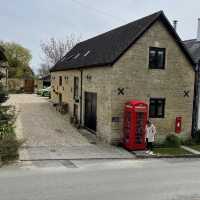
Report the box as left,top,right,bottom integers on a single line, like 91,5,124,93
0,84,8,104
163,134,181,147
0,124,15,140
0,106,15,125
181,138,195,146
0,138,22,161
0,106,22,163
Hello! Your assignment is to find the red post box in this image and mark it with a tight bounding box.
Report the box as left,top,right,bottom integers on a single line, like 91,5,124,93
123,100,148,151
175,117,182,133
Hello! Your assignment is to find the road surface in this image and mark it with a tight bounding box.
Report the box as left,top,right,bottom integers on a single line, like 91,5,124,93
1,158,200,200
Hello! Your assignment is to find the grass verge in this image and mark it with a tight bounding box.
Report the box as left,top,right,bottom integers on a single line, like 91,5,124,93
186,145,200,152
153,147,192,156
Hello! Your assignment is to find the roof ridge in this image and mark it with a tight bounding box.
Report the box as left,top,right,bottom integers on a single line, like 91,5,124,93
78,10,163,45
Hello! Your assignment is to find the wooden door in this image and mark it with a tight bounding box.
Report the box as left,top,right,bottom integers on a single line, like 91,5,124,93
84,92,97,132
24,80,34,93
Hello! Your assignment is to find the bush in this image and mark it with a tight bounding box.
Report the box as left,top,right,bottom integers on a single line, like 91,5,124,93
163,134,181,147
0,84,8,104
0,138,22,161
0,124,15,140
181,138,195,146
0,106,22,163
0,106,15,125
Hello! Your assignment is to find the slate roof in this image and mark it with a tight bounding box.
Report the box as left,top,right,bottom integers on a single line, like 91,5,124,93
184,39,200,64
51,11,195,72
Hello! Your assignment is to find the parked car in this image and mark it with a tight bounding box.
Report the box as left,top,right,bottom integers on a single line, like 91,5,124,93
37,87,51,97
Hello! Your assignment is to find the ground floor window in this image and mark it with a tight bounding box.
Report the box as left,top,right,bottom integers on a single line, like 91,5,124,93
149,98,165,118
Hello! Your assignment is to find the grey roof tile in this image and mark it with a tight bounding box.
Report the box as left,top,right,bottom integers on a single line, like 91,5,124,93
184,39,200,63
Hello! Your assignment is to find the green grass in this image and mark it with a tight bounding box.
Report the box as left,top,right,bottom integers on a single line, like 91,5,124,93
153,147,192,155
187,145,200,152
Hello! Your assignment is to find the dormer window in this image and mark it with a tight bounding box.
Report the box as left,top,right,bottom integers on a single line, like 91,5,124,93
84,51,90,57
74,53,80,59
66,55,74,61
149,47,166,69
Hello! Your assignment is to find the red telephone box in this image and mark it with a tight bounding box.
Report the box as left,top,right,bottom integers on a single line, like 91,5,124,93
123,100,148,151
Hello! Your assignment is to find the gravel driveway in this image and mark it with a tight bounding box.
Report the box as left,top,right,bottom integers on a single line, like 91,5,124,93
7,94,89,147
5,94,134,161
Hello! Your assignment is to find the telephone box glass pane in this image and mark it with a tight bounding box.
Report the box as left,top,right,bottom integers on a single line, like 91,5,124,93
124,112,131,140
135,112,144,144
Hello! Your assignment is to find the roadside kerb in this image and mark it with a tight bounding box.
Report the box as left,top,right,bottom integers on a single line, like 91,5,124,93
181,145,200,155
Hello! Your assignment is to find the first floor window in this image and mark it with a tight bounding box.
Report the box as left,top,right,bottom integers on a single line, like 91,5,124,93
149,47,166,69
149,98,165,118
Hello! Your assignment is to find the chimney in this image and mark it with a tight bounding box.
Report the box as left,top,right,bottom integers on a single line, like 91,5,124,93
197,18,200,41
173,20,178,31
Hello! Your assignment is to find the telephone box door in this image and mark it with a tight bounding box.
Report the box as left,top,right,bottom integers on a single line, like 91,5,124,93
123,100,148,151
134,110,147,150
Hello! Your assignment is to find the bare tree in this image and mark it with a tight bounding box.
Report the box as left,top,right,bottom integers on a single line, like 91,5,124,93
37,63,50,77
40,34,81,67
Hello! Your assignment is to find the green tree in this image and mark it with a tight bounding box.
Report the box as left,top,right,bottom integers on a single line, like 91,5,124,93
0,42,34,78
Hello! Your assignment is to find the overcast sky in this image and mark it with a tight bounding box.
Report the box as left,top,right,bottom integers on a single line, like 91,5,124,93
0,0,200,73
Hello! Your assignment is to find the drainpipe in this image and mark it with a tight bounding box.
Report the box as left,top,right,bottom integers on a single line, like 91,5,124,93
80,69,83,125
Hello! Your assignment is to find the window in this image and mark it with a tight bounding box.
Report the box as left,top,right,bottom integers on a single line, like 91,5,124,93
149,98,165,118
74,53,80,59
59,76,62,86
74,77,79,99
149,47,166,69
66,55,74,61
84,51,90,57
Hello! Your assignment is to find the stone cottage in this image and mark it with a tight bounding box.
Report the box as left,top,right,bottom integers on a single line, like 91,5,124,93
50,11,195,144
37,74,51,90
184,18,200,131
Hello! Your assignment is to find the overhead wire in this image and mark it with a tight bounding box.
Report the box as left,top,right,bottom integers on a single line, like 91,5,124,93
69,0,127,24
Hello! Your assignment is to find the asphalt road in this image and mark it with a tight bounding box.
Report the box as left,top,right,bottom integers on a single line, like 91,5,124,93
1,158,200,200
